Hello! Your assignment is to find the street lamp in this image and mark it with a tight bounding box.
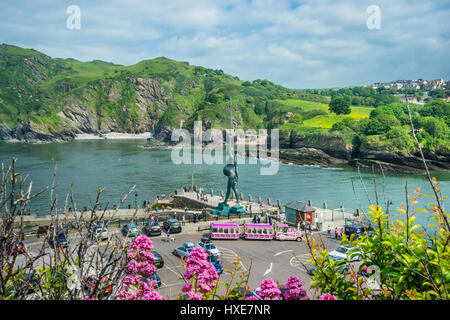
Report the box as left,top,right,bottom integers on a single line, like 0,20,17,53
135,192,138,208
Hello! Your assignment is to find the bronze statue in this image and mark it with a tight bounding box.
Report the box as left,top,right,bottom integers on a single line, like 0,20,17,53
222,152,239,206
210,96,246,216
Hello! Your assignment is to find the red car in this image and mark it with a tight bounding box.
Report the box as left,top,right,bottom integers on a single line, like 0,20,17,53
84,275,112,297
9,241,26,254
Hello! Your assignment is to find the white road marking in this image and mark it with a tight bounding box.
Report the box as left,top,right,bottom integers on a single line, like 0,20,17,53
217,247,247,272
290,253,313,273
274,250,293,257
263,262,273,276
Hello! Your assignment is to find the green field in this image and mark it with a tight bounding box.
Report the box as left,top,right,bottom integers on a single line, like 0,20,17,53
278,98,373,129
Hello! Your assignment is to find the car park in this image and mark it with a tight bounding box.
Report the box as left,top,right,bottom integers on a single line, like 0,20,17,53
151,251,164,268
163,219,182,233
329,245,362,262
142,221,162,236
121,223,139,237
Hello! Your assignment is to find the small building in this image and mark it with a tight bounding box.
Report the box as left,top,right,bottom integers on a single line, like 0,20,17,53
284,201,316,228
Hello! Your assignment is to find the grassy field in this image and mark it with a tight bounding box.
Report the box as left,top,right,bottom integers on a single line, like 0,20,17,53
279,98,373,129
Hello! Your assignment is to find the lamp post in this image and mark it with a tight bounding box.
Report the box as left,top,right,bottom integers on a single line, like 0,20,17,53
135,192,138,208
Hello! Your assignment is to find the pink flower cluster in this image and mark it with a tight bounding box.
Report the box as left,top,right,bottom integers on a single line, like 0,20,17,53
257,278,281,300
282,276,309,300
319,293,338,300
117,235,165,300
247,276,310,300
182,247,218,299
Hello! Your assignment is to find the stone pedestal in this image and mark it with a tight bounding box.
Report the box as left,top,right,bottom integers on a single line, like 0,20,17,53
210,202,247,216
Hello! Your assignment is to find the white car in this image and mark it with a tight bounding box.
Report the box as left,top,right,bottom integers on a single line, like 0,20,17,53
90,226,108,241
197,241,220,258
329,245,362,262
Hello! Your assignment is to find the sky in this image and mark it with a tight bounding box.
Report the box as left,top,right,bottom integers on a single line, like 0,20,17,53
0,0,449,89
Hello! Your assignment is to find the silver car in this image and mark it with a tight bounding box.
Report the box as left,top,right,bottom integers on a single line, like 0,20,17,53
197,241,220,258
329,245,362,262
172,242,194,260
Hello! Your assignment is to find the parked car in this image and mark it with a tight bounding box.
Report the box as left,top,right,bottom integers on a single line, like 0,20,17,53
121,223,139,237
308,259,349,275
48,231,69,249
345,224,375,239
151,251,164,268
172,242,194,260
206,254,223,275
142,221,162,236
228,287,262,300
199,236,212,245
9,240,26,254
23,273,39,295
329,245,362,262
145,271,162,288
197,241,220,258
83,275,113,297
163,219,182,233
89,224,109,241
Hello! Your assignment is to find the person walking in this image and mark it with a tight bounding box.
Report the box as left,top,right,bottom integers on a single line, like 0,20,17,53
257,214,261,224
327,225,331,237
308,222,312,234
334,227,339,239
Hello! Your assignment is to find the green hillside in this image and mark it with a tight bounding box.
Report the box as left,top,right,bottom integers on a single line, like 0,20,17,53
0,43,448,160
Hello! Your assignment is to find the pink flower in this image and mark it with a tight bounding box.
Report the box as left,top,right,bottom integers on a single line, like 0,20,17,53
258,278,281,300
181,283,193,292
117,235,166,300
181,247,219,300
186,290,203,300
319,293,338,300
283,276,309,300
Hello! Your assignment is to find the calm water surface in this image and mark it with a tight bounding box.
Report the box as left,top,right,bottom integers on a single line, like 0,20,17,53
1,139,449,229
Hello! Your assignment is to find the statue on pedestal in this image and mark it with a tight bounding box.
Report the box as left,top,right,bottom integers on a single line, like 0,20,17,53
211,97,247,216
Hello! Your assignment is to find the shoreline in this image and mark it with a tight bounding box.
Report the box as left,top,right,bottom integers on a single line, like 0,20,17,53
74,132,152,140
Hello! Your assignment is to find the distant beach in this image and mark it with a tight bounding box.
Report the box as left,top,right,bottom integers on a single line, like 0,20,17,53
74,132,152,140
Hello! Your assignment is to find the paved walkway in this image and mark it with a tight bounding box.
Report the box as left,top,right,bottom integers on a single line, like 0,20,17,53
177,191,281,215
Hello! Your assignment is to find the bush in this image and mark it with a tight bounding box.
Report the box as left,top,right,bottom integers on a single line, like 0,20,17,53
364,114,401,135
329,96,351,115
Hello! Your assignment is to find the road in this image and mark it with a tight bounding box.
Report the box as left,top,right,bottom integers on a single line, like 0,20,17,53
17,225,343,300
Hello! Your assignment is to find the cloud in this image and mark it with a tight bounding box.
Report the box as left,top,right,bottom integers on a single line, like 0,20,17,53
0,0,448,88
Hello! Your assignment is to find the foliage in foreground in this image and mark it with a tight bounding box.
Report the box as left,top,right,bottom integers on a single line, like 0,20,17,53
307,183,449,300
